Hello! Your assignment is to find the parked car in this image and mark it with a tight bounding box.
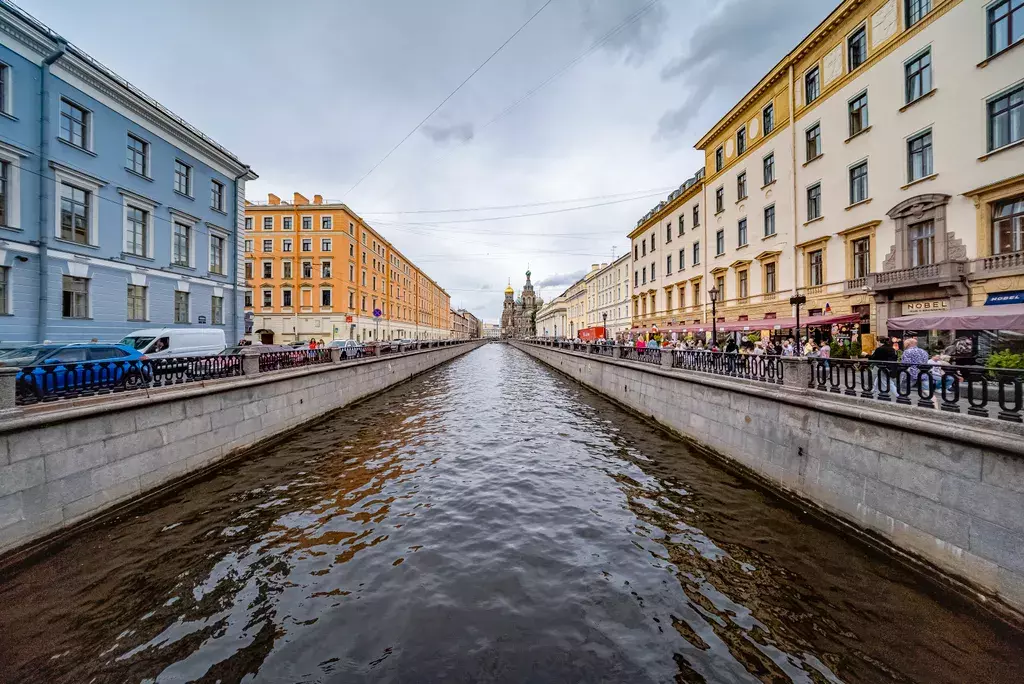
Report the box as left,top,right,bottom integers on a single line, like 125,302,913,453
327,339,364,359
119,328,226,357
218,344,293,356
0,344,69,368
15,343,147,400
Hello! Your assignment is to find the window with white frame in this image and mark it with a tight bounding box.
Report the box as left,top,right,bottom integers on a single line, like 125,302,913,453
127,134,148,176
808,250,824,286
0,266,8,314
59,183,90,244
62,275,89,318
848,91,868,137
283,260,292,278
738,218,748,246
716,229,725,255
737,172,747,200
807,183,822,220
262,239,272,252
244,290,252,307
0,62,10,116
211,295,224,324
125,206,148,257
806,123,822,160
282,289,292,307
262,261,273,278
283,216,293,231
763,103,774,135
848,26,867,70
849,161,869,205
174,290,189,323
988,84,1024,152
322,216,333,230
244,239,254,253
988,0,1023,57
993,196,1024,255
209,233,226,274
172,222,192,267
715,147,724,172
909,221,935,266
764,205,776,237
282,238,292,252
805,67,820,104
174,160,192,196
262,290,272,307
127,284,146,321
763,153,775,186
737,126,746,155
321,238,332,251
908,130,933,182
905,49,932,103
303,261,312,278
245,216,253,231
263,216,273,230
322,260,332,278
301,215,312,230
244,261,253,279
211,180,225,211
59,99,88,149
321,288,332,307
302,238,312,251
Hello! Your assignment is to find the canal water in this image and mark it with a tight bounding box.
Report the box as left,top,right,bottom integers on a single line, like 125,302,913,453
1,344,1022,683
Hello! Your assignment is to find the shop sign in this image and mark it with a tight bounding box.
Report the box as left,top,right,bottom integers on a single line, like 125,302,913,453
985,291,1024,306
901,300,949,315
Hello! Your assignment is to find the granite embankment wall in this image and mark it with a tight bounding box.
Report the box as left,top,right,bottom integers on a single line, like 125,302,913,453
512,341,1024,615
0,342,484,556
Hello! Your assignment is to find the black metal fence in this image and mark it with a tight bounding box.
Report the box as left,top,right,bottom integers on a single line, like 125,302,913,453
808,358,1024,422
673,350,784,385
258,348,334,372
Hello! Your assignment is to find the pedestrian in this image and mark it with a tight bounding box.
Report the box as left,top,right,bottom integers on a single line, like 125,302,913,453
635,335,646,349
782,338,794,357
725,338,738,354
309,338,317,350
901,337,930,390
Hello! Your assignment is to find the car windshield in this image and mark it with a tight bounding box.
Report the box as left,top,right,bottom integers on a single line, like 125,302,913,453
119,336,155,351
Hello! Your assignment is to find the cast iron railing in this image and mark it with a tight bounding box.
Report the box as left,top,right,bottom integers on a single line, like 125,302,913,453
621,347,662,365
258,348,334,372
672,350,784,384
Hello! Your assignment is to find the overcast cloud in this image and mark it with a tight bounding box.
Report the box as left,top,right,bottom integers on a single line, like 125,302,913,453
23,0,832,322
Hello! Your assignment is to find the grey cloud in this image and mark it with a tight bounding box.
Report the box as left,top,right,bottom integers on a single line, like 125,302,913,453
656,0,827,140
577,0,668,66
422,122,474,144
537,270,587,289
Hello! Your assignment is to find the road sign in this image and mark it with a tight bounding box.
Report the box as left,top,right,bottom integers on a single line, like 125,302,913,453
198,315,207,324
373,308,382,318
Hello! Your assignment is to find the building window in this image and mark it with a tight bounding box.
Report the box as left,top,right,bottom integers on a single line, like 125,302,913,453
807,183,822,220
282,238,292,252
322,216,333,230
765,262,777,293
666,222,672,243
0,63,9,116
715,146,724,171
633,245,638,260
651,261,656,279
988,85,1024,151
62,275,88,318
848,91,868,137
302,238,312,251
716,229,725,256
993,197,1024,254
245,261,253,280
282,216,293,231
906,0,932,26
849,161,869,205
678,216,685,236
642,266,647,284
261,290,271,307
853,237,871,278
127,134,148,176
210,234,225,274
667,253,673,273
634,271,639,288
715,187,724,213
848,26,867,70
322,289,332,307
59,99,88,148
262,261,272,278
262,239,272,252
283,260,293,278
282,289,292,307
244,291,252,307
738,218,748,246
262,216,273,230
59,183,90,244
763,153,775,186
764,205,776,237
321,238,332,251
211,296,224,325
693,241,700,265
737,127,746,155
806,123,821,161
642,241,646,257
738,270,748,299
322,261,332,278
349,263,355,280
909,221,935,266
808,250,823,286
988,0,1024,56
650,234,656,252
210,180,225,211
737,172,747,199
174,291,189,323
678,248,685,271
125,206,148,257
908,130,933,182
905,49,932,103
302,216,312,230
127,284,146,321
245,217,253,231
172,222,192,266
763,103,774,135
693,283,701,306
174,160,192,196
715,275,725,299
693,205,700,227
303,261,313,278
244,240,253,253
805,67,820,104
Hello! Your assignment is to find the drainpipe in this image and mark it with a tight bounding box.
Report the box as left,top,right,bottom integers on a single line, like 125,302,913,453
36,39,67,343
230,166,251,344
789,64,799,300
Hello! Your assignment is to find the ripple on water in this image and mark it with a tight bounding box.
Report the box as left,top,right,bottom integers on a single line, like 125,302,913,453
0,344,1022,683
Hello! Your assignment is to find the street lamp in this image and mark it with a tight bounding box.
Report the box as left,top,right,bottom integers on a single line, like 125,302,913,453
789,294,807,356
708,286,719,350
602,312,608,340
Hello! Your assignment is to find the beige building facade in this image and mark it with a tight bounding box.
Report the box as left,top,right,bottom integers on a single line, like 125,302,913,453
588,253,633,337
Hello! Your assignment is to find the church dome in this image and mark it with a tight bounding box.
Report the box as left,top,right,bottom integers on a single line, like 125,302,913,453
505,281,514,295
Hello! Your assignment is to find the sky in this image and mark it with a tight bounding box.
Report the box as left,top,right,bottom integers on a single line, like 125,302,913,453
19,0,832,323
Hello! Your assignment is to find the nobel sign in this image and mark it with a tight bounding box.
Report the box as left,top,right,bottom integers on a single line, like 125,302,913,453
902,300,949,315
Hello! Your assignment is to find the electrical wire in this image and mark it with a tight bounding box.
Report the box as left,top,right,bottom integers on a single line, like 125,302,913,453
351,186,675,215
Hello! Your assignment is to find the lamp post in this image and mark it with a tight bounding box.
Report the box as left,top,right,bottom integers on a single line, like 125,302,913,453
602,312,608,340
708,286,719,349
789,294,807,356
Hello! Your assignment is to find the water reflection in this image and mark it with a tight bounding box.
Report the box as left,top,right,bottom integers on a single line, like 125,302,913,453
0,344,1021,683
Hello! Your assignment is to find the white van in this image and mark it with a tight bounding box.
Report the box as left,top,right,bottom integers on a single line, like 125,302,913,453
119,328,226,357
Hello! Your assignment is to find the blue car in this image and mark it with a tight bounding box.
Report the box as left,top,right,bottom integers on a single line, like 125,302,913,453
14,343,148,401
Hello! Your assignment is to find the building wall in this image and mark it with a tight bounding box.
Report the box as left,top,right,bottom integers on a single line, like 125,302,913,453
243,195,450,342
515,341,1024,615
0,7,253,346
592,253,632,336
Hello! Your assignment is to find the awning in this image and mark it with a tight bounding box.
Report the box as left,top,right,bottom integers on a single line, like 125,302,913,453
716,312,862,332
887,303,1024,331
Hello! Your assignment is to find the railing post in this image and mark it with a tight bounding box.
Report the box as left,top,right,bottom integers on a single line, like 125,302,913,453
660,348,674,368
330,347,342,363
0,367,20,412
781,358,813,391
241,349,261,376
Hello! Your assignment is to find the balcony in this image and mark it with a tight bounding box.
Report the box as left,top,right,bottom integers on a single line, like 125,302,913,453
866,261,966,292
975,251,1024,277
845,277,867,290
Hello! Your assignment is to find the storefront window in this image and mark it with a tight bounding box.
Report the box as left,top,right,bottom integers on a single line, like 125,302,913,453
909,220,935,267
993,196,1024,255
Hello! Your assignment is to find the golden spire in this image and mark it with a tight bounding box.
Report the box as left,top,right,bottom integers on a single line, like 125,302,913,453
504,278,514,295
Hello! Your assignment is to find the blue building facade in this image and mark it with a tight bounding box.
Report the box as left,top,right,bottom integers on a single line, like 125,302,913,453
0,2,256,347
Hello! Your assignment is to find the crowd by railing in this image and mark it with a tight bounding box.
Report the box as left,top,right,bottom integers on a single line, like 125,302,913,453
520,338,1023,423
12,339,474,407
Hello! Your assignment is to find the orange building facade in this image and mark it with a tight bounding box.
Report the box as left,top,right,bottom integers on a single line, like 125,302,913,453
243,193,450,343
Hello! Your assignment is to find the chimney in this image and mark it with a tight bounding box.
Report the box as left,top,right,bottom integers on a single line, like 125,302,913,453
267,193,280,205
313,194,323,205
293,192,309,205
601,263,607,269
591,264,599,271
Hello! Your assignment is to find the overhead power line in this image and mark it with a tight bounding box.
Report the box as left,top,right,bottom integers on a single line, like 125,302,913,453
354,186,674,215
342,0,555,199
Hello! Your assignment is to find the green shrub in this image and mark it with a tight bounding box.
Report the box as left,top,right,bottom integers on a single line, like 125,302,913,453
986,350,1024,371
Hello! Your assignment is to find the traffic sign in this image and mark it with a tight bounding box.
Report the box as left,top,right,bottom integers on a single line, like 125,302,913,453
373,308,382,318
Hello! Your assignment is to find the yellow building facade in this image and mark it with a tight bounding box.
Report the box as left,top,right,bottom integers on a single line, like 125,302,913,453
243,193,450,343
